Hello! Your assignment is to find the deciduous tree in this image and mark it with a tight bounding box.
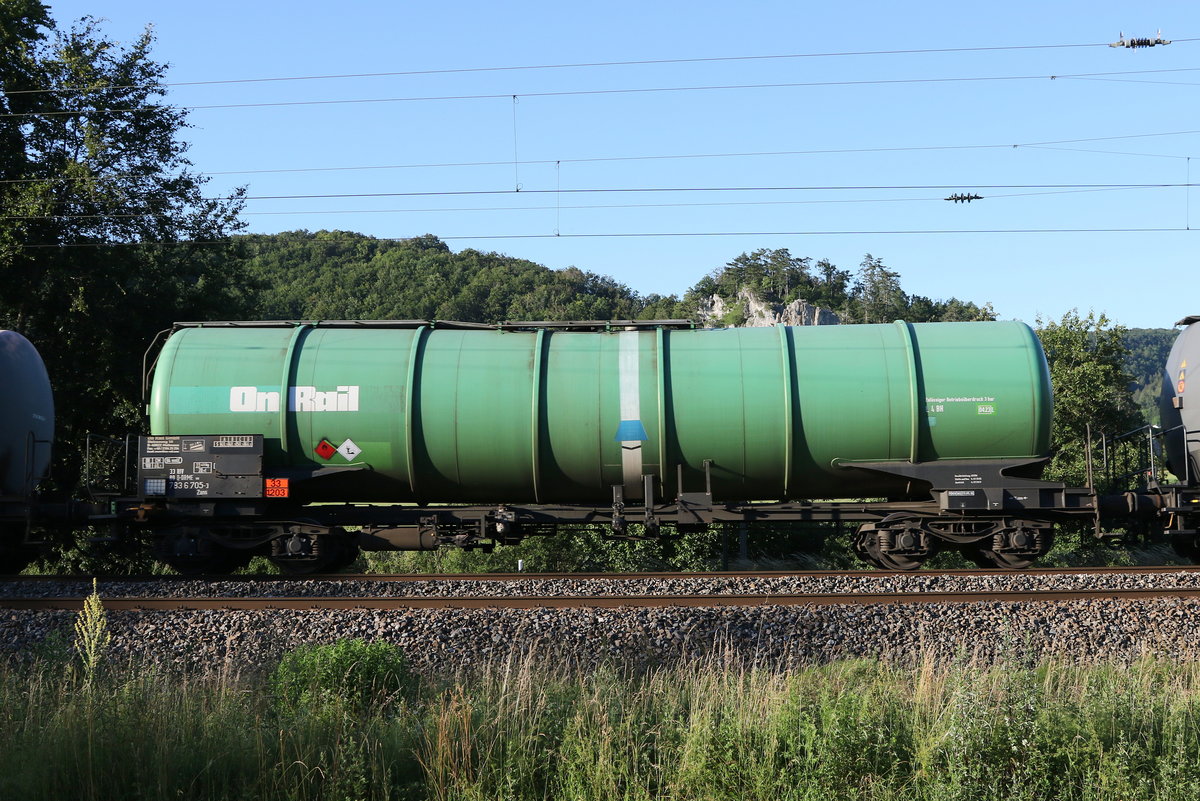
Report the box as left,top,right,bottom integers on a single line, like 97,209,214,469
0,8,247,488
1036,310,1143,485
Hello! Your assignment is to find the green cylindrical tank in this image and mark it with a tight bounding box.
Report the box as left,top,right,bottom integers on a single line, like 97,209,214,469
149,321,1052,503
0,330,54,499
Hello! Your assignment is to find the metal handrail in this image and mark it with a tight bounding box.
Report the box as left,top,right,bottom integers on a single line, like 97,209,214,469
83,434,132,500
1099,422,1196,490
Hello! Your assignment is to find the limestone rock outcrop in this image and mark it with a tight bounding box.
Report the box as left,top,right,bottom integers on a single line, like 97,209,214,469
694,289,840,327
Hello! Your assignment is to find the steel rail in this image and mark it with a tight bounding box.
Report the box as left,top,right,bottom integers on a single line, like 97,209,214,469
7,565,1200,582
9,587,1200,610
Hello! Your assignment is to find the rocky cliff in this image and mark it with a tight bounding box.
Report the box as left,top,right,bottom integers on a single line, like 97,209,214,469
694,289,840,327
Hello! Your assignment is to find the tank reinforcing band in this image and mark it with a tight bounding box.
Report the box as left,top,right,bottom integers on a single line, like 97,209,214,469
893,320,923,464
777,323,795,497
655,327,669,497
404,325,429,498
276,324,309,460
530,328,546,504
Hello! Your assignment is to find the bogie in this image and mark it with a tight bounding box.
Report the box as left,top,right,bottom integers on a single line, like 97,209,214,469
855,517,1055,571
268,528,359,575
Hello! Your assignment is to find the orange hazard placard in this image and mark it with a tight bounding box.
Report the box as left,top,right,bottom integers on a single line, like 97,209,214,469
265,478,290,498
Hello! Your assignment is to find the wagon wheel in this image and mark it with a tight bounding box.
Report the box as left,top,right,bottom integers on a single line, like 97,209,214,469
269,531,359,574
854,525,931,572
966,530,1054,570
966,548,1036,570
874,548,928,572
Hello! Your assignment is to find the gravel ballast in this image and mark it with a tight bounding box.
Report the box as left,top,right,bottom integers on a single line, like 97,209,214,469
7,570,1200,599
6,596,1200,673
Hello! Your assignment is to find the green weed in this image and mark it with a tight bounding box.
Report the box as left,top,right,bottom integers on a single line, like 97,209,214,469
4,646,1200,799
271,639,416,717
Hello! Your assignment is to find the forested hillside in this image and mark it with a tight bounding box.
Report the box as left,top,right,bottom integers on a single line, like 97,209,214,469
240,231,993,325
1124,328,1178,425
239,231,680,321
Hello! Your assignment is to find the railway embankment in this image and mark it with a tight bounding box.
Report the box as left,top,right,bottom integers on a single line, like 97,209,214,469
5,570,1200,672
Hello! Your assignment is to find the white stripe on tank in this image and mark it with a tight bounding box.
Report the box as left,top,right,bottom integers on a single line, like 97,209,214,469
618,331,644,500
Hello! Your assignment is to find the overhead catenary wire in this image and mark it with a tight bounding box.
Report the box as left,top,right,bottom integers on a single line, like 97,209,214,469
2,67,1197,119
8,37,1194,96
1061,76,1200,86
424,227,1197,239
3,182,1187,208
6,38,1194,254
4,129,1198,186
16,226,1195,249
0,186,1159,222
225,182,1198,202
1019,144,1194,160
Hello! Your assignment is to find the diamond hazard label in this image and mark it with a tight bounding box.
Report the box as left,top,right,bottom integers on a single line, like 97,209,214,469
337,438,362,461
314,439,337,460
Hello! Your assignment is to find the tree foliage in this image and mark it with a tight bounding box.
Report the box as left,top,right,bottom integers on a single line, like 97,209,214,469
1122,328,1178,425
849,254,906,323
683,248,823,308
845,253,994,323
0,8,247,487
682,248,993,324
240,230,682,322
1036,310,1144,484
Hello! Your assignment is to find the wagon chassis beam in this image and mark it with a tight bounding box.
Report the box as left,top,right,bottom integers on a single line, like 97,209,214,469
113,496,1100,531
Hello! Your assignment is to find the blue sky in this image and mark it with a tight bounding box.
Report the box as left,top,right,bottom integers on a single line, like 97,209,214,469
41,0,1200,328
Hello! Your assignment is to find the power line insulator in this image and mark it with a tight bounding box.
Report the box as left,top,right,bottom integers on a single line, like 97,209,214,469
1109,30,1172,48
945,193,983,204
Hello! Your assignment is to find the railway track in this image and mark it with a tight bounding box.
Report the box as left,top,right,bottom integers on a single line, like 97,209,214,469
6,566,1200,610
8,565,1200,583
9,586,1200,611
7,568,1200,673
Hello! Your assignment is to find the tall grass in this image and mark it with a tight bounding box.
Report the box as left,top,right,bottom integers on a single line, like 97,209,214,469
4,648,1200,800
